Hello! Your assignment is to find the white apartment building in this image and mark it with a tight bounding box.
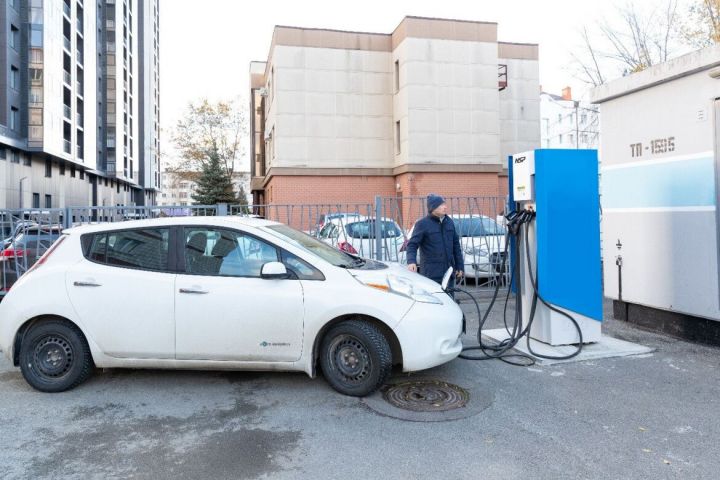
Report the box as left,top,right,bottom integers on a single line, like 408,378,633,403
540,86,599,149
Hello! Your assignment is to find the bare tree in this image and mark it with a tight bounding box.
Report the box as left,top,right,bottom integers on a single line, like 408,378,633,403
682,0,720,48
571,1,681,86
171,99,247,180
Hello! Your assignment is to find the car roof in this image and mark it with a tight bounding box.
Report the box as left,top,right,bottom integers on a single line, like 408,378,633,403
62,216,281,235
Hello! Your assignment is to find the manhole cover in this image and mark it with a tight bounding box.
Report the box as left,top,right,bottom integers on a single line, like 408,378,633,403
383,380,469,412
361,377,493,422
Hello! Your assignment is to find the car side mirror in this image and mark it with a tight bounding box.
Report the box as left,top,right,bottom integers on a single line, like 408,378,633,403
261,261,289,280
441,267,454,291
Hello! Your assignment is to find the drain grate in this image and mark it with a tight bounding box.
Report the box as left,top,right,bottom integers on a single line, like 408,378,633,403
382,380,469,412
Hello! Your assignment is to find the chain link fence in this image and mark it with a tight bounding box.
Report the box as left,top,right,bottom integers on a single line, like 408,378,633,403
0,196,509,296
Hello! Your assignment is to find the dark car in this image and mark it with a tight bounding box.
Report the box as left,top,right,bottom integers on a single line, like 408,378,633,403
1,227,62,295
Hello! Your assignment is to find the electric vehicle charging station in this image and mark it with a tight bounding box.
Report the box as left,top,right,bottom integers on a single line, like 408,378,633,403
510,149,603,346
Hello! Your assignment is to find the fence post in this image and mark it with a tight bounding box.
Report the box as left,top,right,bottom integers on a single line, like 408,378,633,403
63,207,72,229
217,203,228,216
374,196,382,261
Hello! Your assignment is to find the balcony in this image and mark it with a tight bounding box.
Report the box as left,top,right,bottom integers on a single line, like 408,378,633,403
63,139,72,154
498,64,508,91
63,104,72,119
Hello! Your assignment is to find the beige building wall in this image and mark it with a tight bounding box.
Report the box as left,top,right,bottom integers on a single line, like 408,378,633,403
250,17,540,205
396,36,500,167
498,43,540,162
269,44,394,170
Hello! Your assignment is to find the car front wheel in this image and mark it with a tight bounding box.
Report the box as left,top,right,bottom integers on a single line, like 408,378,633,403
19,319,94,393
320,319,392,397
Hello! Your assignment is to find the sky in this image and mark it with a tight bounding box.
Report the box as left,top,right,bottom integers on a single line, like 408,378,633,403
159,0,691,167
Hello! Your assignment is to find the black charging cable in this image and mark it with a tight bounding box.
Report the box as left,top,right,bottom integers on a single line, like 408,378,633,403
450,207,584,366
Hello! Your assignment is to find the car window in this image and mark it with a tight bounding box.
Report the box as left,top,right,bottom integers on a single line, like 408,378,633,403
184,227,279,278
454,217,506,237
86,228,170,271
281,250,325,281
346,221,401,239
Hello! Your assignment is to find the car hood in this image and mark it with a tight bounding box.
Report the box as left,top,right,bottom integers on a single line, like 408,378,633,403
349,261,446,293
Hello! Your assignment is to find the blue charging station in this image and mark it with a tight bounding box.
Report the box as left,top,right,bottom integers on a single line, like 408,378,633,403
510,149,603,345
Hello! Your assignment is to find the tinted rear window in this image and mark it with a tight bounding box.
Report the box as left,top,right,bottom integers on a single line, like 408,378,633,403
84,228,170,272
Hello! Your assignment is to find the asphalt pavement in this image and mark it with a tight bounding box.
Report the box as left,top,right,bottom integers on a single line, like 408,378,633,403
0,296,718,480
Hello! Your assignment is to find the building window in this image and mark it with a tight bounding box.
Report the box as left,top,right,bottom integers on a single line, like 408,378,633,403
29,108,42,126
10,66,19,90
395,121,401,154
559,134,563,144
79,169,85,180
10,107,19,131
60,163,66,176
10,25,19,50
45,159,52,178
45,195,52,209
30,86,43,104
32,193,40,209
70,165,76,178
11,151,20,164
394,60,400,93
29,24,43,47
30,68,43,84
23,154,31,166
0,148,5,160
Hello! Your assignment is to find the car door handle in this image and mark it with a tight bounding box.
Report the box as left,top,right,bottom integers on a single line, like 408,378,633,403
179,288,209,294
73,281,102,287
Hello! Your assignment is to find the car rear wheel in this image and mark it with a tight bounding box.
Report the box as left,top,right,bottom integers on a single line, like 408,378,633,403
320,319,392,397
19,319,94,393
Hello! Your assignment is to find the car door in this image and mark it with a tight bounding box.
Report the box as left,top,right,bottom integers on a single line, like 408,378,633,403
174,226,304,362
66,227,176,359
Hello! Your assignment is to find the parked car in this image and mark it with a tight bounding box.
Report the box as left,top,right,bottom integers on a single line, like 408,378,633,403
1,226,63,296
1,221,39,249
402,215,507,280
310,212,363,237
0,217,463,396
318,216,406,262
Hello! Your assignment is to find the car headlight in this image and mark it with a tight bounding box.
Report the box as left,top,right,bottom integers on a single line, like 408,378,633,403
362,274,442,304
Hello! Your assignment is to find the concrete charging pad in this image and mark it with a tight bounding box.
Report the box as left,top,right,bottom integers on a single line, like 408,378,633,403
361,376,494,422
481,329,654,366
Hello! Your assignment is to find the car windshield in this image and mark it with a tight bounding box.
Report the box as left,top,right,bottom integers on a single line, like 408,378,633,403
264,224,360,268
454,217,506,237
345,221,402,239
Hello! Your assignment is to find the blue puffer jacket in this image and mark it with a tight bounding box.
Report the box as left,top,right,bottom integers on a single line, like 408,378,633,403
406,215,464,281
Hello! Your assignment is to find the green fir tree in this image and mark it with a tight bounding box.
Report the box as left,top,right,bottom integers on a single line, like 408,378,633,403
191,151,236,205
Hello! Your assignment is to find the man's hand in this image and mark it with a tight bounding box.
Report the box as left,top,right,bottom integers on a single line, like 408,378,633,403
408,264,418,273
455,270,464,279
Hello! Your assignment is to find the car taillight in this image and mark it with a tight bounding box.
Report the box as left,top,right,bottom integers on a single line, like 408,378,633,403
338,241,358,254
24,236,67,276
1,248,25,258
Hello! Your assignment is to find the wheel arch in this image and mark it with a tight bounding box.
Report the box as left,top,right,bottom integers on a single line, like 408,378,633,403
310,314,403,377
12,315,91,367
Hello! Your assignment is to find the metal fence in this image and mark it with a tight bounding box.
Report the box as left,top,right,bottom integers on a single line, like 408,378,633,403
0,196,510,295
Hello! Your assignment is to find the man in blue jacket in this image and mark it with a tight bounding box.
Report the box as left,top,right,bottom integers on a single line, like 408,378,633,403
406,194,464,289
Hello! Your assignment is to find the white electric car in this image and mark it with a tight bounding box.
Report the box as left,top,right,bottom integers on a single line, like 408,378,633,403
318,216,406,262
0,217,463,396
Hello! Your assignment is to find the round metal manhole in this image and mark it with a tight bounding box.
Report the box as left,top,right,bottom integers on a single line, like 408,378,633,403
361,377,493,422
382,380,469,412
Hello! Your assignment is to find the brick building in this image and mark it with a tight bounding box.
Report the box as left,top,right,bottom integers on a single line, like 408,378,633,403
249,16,540,207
